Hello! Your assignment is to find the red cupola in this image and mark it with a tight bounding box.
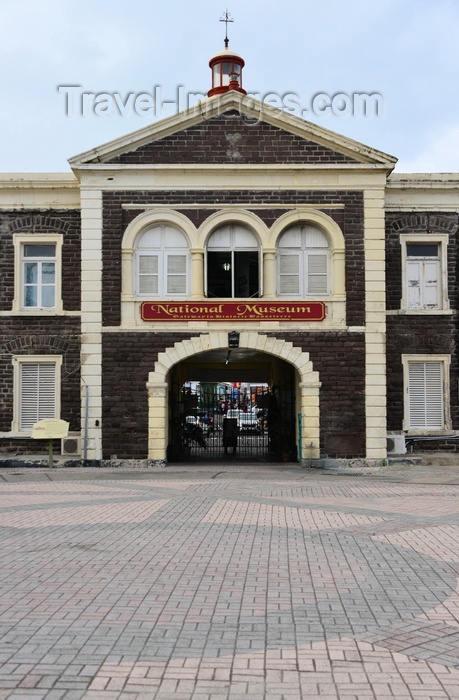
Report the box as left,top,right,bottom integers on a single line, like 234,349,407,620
208,46,247,97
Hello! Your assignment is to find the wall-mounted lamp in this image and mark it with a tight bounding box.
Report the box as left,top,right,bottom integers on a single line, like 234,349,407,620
222,262,231,271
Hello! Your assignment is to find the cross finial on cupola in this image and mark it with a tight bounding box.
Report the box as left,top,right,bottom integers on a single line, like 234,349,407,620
208,10,247,97
220,8,233,48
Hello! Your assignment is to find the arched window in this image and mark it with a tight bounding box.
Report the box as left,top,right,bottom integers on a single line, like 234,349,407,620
277,224,330,296
206,224,259,298
135,224,189,297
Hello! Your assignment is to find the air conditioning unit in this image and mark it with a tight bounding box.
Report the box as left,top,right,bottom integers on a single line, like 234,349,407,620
61,436,81,456
386,434,406,455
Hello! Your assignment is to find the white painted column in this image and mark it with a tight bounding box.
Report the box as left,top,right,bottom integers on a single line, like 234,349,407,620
147,382,169,463
80,188,103,460
299,381,321,461
190,249,205,298
262,249,276,298
364,188,387,460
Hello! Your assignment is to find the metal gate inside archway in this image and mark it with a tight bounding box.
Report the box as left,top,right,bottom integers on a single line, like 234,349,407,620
167,375,297,463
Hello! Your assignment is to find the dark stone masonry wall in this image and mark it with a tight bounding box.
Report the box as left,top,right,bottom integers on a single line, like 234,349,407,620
0,317,81,453
102,189,365,328
101,331,365,460
385,211,459,311
102,332,192,460
0,210,81,312
106,112,359,165
385,210,459,452
386,315,458,433
0,210,82,455
270,332,366,458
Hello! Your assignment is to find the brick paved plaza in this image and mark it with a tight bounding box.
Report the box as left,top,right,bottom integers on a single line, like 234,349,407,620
1,464,459,699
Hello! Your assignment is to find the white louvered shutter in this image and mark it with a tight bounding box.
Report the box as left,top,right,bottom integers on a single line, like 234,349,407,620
166,255,187,295
279,254,300,295
307,254,328,294
138,255,159,294
20,363,56,431
408,362,443,429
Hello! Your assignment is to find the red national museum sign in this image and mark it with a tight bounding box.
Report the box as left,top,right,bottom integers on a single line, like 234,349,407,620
141,301,326,322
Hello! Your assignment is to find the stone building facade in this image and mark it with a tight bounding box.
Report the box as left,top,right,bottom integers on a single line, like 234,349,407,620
1,66,458,466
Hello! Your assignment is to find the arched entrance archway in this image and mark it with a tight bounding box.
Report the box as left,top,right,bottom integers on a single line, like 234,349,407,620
146,332,321,466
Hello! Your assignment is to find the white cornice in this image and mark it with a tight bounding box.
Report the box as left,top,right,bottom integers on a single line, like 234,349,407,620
0,173,80,210
0,173,78,188
75,165,388,192
388,173,459,188
386,173,459,211
73,163,391,171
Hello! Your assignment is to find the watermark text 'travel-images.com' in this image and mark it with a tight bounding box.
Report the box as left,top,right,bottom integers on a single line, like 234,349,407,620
57,85,384,120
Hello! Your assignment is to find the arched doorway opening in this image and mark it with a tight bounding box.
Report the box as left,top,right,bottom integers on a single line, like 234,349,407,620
167,348,296,462
146,332,321,466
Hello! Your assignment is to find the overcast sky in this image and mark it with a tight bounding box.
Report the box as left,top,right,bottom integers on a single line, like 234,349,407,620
1,0,458,173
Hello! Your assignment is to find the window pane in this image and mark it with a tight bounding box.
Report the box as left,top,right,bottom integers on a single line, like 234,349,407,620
41,285,55,307
167,276,186,294
280,255,299,274
222,62,231,85
233,227,258,248
42,262,55,283
407,244,438,257
307,254,328,294
24,286,37,307
139,275,158,294
24,244,55,257
279,225,328,249
234,251,259,298
167,255,186,275
207,252,232,297
279,254,300,295
167,255,187,295
279,229,301,248
24,262,37,283
138,255,159,295
139,255,158,274
304,226,328,247
207,227,232,249
279,275,300,295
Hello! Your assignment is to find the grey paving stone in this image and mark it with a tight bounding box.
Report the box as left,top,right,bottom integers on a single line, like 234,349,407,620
1,467,459,697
